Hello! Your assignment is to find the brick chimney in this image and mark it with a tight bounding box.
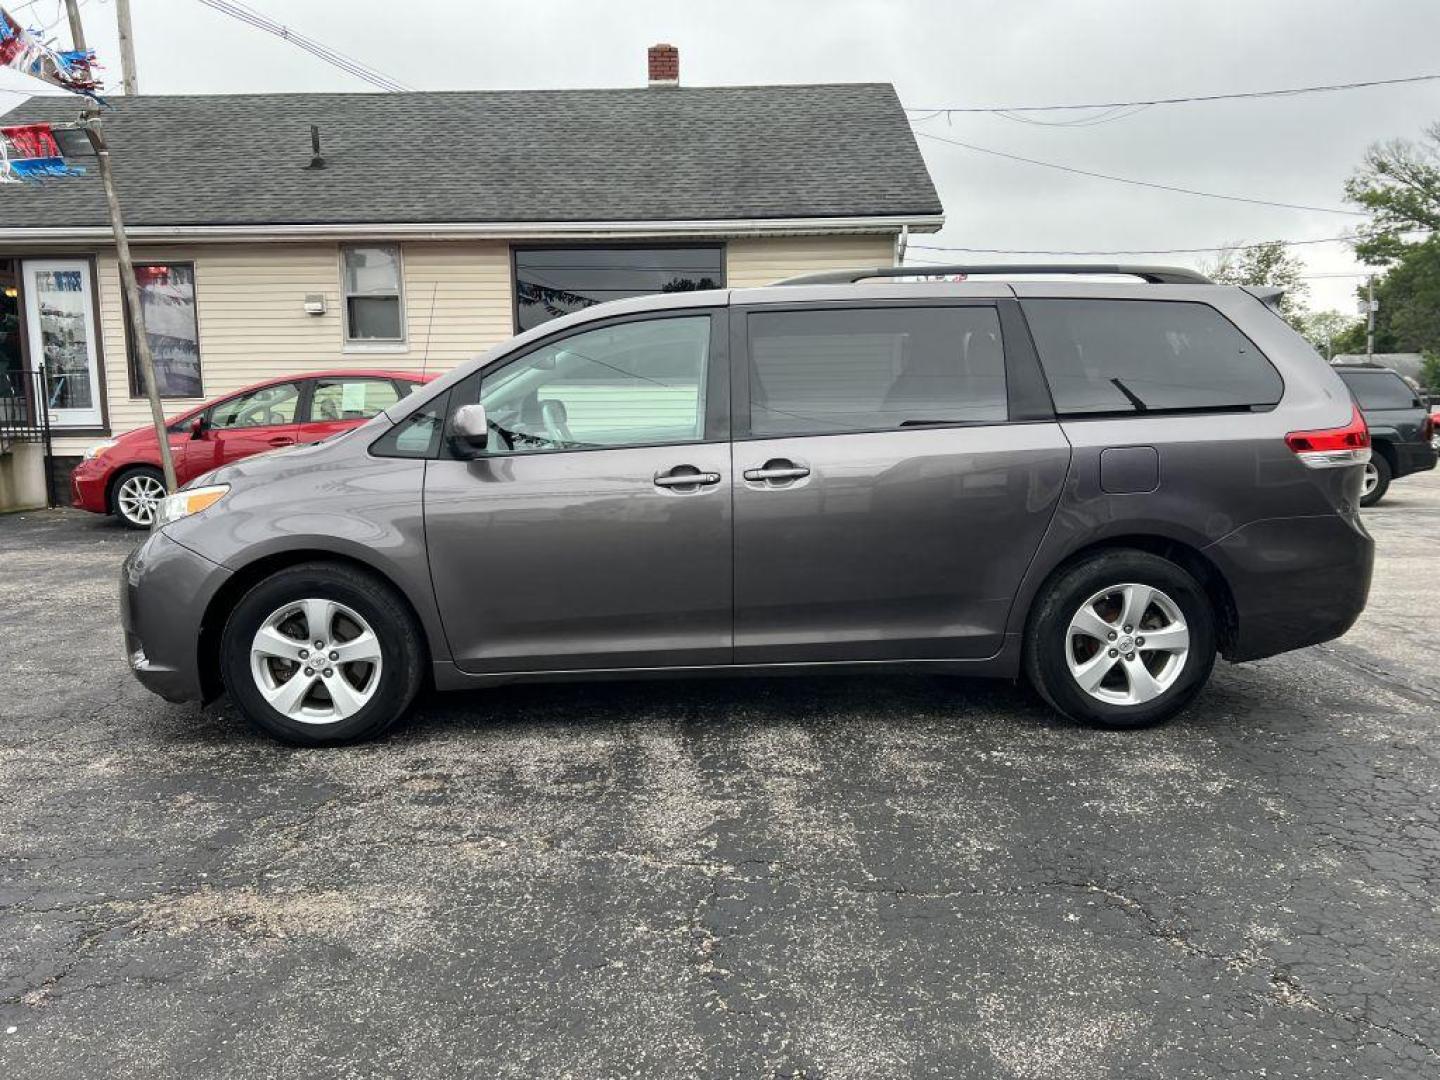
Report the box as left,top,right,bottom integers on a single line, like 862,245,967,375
648,43,679,87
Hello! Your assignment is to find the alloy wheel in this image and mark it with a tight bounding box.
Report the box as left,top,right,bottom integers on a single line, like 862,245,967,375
1065,582,1190,706
249,598,383,724
116,473,167,526
1362,462,1379,498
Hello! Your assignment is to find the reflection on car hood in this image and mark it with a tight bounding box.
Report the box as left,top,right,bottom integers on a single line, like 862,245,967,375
183,425,369,491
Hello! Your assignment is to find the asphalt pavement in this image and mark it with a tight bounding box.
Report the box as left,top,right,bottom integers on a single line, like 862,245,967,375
1,471,1437,1078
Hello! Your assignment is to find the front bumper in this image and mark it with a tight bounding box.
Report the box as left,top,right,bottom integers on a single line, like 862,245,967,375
1205,513,1374,662
120,530,232,703
70,463,110,514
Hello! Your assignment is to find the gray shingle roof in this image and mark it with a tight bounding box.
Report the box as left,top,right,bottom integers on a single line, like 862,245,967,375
0,83,941,229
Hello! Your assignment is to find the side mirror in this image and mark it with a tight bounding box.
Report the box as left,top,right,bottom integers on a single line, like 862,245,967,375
451,403,489,458
189,415,207,440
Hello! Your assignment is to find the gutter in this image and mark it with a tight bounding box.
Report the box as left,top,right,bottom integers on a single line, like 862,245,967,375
0,213,945,246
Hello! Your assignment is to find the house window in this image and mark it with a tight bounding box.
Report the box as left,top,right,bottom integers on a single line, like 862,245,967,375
342,245,405,343
126,262,203,398
512,246,724,332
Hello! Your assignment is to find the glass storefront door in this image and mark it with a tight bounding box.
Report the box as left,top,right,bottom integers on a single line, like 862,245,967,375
22,259,103,428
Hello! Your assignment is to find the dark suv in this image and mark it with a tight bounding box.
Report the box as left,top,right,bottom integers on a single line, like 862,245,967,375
1334,364,1437,505
120,265,1375,745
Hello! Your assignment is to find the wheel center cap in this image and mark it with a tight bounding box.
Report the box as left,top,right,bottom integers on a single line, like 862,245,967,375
1117,635,1135,654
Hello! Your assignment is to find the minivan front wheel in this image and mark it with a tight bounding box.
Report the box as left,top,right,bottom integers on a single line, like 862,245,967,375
220,562,425,745
1025,550,1216,729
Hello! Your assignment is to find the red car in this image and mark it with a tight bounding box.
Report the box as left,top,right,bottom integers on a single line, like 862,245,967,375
72,370,435,527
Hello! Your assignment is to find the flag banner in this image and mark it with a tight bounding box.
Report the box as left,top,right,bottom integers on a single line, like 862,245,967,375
1,122,86,183
0,6,102,97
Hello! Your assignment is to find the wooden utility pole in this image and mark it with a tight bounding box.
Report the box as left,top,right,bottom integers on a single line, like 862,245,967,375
64,0,176,492
115,0,139,95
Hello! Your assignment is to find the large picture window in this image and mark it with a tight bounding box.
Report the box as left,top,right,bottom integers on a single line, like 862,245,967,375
512,246,723,332
127,262,202,399
342,245,405,343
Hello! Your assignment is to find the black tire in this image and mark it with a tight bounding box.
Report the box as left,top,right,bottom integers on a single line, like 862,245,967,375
110,466,166,529
1360,453,1391,508
219,562,426,746
1024,550,1217,730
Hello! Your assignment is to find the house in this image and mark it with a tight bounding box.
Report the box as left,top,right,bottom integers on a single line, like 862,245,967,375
0,45,943,501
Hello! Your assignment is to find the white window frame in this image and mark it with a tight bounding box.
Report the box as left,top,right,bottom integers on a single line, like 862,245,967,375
339,244,407,352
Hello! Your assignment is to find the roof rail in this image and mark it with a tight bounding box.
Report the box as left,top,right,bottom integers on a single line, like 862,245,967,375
773,263,1213,286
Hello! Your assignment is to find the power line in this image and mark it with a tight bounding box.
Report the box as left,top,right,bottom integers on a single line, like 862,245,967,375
914,129,1366,216
905,72,1440,115
192,0,413,93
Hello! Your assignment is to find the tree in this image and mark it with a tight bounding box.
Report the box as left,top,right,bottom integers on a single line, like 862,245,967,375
1205,241,1310,327
1297,309,1361,358
1341,124,1440,358
1344,122,1440,265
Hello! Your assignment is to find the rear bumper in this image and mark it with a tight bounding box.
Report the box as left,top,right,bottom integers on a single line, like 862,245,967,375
1392,440,1438,480
120,530,231,703
1205,513,1373,662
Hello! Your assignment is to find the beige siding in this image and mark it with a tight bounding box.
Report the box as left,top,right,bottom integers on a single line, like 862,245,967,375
52,231,897,454
724,234,895,289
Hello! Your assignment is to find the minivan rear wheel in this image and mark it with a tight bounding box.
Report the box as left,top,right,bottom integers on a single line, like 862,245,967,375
1025,550,1217,729
219,562,425,745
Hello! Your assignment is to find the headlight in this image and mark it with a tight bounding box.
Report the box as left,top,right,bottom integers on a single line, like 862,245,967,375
82,439,118,460
154,484,230,528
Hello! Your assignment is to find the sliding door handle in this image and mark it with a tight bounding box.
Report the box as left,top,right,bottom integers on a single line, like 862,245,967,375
743,460,810,482
654,467,721,489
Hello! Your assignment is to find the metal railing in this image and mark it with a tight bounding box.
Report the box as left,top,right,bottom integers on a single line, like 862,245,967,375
0,367,56,505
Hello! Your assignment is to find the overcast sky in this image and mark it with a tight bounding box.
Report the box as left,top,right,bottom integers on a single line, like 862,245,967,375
4,0,1439,312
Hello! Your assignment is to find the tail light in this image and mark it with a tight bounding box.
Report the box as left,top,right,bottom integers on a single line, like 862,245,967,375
1424,413,1436,443
1286,405,1371,469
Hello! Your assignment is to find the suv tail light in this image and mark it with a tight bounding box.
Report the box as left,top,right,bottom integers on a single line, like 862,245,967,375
1286,405,1371,469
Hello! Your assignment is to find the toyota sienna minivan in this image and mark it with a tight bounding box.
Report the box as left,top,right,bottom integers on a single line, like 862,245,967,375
121,266,1374,745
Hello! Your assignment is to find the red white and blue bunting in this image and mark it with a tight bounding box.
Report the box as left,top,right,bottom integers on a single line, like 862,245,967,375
0,4,101,98
1,123,86,183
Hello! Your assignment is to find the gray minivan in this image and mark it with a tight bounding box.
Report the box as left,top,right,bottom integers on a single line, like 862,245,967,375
121,266,1375,745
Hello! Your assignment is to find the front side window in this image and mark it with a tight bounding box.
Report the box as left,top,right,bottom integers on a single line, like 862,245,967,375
1339,371,1418,410
746,306,1008,437
209,382,301,429
464,316,712,454
342,245,404,342
310,377,402,422
1023,299,1283,415
127,262,202,398
513,247,723,331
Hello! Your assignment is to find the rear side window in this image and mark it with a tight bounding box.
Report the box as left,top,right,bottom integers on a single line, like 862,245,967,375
311,377,402,422
746,306,1007,437
1339,371,1417,410
1022,300,1282,416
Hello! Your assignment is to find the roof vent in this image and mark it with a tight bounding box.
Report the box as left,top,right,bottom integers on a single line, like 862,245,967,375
306,124,326,170
648,43,679,87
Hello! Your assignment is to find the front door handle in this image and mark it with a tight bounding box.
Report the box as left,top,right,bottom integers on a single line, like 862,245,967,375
743,459,810,482
654,466,722,489
268,436,297,447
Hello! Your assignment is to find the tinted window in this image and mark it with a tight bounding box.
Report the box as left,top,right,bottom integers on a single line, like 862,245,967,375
1339,371,1417,410
513,247,723,331
464,316,712,454
746,306,1007,437
310,377,402,422
209,382,301,429
1023,300,1282,415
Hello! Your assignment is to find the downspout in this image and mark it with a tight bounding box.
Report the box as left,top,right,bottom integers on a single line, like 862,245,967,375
895,224,909,265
